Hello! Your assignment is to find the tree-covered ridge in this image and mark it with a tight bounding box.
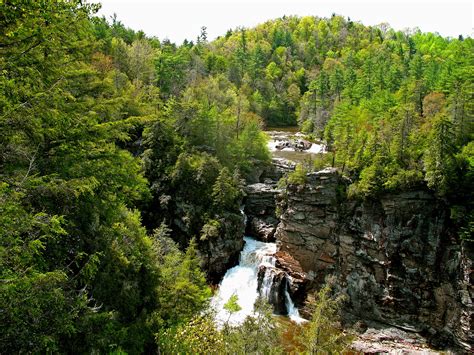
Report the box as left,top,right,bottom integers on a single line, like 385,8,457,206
0,0,472,353
1,2,211,353
200,15,472,237
151,14,472,199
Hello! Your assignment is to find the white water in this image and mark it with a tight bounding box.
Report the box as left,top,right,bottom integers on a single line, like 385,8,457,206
307,143,326,154
266,130,326,162
212,236,305,325
285,286,304,323
267,138,325,154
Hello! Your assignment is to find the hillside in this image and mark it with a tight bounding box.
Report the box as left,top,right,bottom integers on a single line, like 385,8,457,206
0,1,472,353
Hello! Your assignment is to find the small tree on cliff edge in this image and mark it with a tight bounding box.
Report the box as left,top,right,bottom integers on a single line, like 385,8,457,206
300,281,352,354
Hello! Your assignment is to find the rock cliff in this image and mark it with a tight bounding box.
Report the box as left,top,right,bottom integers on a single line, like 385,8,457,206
273,168,473,350
243,158,295,242
199,212,245,283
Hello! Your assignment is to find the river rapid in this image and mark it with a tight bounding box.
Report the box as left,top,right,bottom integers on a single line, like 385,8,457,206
266,128,326,164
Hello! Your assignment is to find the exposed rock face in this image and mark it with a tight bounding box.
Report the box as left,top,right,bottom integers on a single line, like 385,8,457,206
274,250,307,305
200,213,245,283
274,168,473,350
257,265,288,315
243,158,295,242
244,183,281,242
351,326,439,354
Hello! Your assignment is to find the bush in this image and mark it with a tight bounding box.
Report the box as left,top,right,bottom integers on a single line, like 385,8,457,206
223,297,283,354
383,169,423,191
301,119,314,134
157,313,224,354
285,164,308,186
313,153,334,171
299,282,352,354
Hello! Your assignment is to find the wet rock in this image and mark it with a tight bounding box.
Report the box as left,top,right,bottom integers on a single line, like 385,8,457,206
275,138,312,152
294,139,312,151
276,141,291,150
257,265,288,315
275,250,307,305
248,216,278,242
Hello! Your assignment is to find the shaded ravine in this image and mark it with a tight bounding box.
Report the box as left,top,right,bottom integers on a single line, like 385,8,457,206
211,237,305,325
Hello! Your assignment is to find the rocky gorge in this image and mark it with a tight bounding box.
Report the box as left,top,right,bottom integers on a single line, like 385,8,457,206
239,131,473,352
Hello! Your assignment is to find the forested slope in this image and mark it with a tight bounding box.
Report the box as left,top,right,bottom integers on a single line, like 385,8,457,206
0,0,472,353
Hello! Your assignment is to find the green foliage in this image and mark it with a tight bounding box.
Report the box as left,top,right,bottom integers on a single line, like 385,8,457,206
142,74,269,248
301,119,315,134
423,113,456,195
158,298,282,354
0,271,86,353
158,313,225,354
383,169,424,192
451,142,474,242
313,153,334,171
224,294,242,323
0,1,214,352
286,164,309,186
212,168,244,211
153,237,212,329
299,283,352,354
223,297,283,354
200,219,222,241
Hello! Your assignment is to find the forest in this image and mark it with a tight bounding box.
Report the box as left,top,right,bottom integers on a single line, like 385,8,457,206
0,0,472,353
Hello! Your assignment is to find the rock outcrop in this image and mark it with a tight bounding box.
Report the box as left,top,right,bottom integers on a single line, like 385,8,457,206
257,265,288,315
243,158,295,242
244,183,280,241
274,168,473,350
351,326,439,354
274,250,307,305
200,213,245,283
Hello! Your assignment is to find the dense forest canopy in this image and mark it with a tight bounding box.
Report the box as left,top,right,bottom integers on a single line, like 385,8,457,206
0,0,472,353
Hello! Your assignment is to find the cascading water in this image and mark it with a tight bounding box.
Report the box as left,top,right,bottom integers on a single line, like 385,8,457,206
285,284,303,322
212,236,305,325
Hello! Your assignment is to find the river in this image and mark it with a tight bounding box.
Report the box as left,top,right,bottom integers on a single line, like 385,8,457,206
266,128,326,164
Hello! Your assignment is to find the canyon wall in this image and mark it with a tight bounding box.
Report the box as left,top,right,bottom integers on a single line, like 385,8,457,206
199,213,245,283
247,167,472,350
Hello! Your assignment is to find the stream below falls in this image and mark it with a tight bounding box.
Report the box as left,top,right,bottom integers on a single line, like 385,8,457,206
211,236,305,325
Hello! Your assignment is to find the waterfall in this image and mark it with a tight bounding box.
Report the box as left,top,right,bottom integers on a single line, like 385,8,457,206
239,205,247,226
260,267,275,299
211,236,305,325
284,283,305,323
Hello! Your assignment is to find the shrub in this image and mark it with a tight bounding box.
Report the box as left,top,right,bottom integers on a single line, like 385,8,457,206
299,282,352,353
286,164,308,186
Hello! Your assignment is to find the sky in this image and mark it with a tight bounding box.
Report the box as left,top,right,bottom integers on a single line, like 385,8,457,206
98,0,473,44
